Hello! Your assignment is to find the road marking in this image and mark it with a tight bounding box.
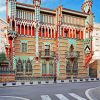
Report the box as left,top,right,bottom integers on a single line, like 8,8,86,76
41,95,52,100
85,87,100,100
0,96,30,100
69,93,87,100
55,94,69,100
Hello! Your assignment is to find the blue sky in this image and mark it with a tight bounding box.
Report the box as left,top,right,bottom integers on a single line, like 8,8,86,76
0,0,100,23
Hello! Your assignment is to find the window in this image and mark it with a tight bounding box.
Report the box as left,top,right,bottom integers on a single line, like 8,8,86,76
25,59,32,72
16,58,24,72
49,64,54,74
44,45,50,56
40,14,43,22
76,30,79,39
49,16,51,23
62,15,64,23
64,30,68,37
22,43,27,52
42,64,47,74
49,29,51,36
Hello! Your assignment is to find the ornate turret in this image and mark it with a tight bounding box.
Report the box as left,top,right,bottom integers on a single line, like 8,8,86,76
6,0,17,38
82,0,93,33
82,0,93,14
82,0,94,69
33,0,41,58
33,0,41,22
6,0,16,20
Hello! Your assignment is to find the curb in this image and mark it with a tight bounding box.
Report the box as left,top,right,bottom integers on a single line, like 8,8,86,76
0,78,100,88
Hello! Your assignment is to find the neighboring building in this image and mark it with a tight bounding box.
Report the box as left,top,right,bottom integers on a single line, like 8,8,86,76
6,0,93,80
0,18,9,55
89,23,100,78
92,23,100,60
0,18,15,82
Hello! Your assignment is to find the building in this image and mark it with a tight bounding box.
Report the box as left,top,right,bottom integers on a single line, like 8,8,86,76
92,23,100,60
6,0,93,80
0,18,9,54
89,23,100,78
0,18,15,82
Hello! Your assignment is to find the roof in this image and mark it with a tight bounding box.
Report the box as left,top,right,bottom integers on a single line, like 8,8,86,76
16,2,88,17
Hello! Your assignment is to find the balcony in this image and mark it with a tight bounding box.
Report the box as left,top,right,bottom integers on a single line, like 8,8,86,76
65,51,80,59
39,51,55,59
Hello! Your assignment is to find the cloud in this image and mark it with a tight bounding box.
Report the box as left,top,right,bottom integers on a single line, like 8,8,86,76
0,0,5,6
0,6,6,12
0,0,6,12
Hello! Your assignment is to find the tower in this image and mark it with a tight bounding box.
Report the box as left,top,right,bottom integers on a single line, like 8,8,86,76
82,0,94,69
6,0,16,21
33,0,41,22
82,0,93,14
33,0,41,58
6,0,17,70
6,0,17,33
82,0,93,27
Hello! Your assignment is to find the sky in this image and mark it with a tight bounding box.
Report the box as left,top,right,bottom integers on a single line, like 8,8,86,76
0,0,100,23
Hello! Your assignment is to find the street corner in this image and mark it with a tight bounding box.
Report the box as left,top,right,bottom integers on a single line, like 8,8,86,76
85,86,100,100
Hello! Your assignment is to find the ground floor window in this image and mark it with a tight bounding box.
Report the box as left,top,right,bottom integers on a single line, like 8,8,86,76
49,64,54,75
42,64,47,74
42,62,54,75
25,59,32,72
16,58,32,73
16,59,24,72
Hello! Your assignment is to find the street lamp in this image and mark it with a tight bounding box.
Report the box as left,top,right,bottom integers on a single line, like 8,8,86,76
54,57,57,83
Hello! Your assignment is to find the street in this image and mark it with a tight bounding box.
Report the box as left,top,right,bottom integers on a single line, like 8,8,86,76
0,81,100,100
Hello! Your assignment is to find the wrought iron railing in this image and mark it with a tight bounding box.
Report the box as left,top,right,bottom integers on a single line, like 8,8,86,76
65,51,80,59
39,51,55,58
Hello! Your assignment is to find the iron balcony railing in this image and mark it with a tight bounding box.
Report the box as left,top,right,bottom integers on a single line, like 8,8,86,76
39,51,56,58
65,51,80,59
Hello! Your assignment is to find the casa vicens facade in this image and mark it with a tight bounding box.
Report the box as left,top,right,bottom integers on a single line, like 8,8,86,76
6,0,93,80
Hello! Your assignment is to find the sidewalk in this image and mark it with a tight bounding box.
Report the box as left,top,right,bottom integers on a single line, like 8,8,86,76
0,78,100,88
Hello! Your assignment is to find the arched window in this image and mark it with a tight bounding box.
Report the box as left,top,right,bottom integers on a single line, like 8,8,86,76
64,29,68,37
42,27,45,37
16,58,23,72
49,28,51,37
25,59,32,72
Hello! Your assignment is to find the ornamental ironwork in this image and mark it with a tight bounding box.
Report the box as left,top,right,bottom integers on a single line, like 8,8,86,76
65,51,80,59
39,51,55,59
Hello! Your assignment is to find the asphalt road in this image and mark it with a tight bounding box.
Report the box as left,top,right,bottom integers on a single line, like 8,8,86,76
0,81,100,100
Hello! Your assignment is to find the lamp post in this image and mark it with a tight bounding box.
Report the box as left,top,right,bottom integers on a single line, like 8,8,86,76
54,57,57,83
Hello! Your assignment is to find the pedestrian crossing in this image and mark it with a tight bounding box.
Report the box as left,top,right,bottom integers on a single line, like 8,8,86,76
41,93,87,100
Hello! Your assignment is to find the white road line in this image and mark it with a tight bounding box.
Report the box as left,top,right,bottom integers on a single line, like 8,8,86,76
69,93,87,100
41,95,52,100
55,94,69,100
85,87,100,100
0,96,30,100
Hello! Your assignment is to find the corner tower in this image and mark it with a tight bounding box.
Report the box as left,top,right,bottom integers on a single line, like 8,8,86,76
6,0,17,70
6,0,16,21
82,0,93,14
33,0,41,22
82,0,94,69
